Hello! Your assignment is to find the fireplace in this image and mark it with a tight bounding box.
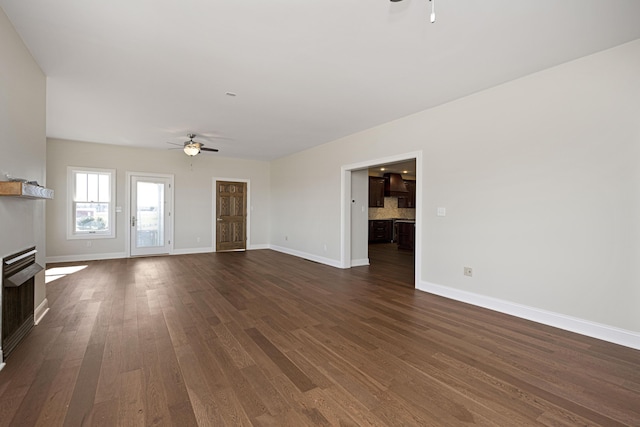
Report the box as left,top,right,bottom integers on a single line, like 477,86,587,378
2,246,42,359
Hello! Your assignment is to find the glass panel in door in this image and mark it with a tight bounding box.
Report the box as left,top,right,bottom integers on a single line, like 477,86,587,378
131,177,170,256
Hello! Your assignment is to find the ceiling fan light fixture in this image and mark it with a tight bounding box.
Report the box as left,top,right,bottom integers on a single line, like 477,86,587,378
183,143,200,156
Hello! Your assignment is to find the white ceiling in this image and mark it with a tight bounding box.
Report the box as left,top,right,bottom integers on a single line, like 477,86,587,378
2,1,640,161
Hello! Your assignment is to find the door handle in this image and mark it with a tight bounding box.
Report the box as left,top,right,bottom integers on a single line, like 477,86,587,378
131,216,136,227
216,218,223,221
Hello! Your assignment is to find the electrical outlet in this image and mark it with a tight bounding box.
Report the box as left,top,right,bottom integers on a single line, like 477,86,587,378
196,237,201,243
86,241,92,247
464,267,472,277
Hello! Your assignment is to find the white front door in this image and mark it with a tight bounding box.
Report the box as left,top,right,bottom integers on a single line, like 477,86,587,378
130,174,173,256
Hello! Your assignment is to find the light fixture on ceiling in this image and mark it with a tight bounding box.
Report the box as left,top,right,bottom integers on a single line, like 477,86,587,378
183,143,200,156
166,133,219,156
178,133,219,156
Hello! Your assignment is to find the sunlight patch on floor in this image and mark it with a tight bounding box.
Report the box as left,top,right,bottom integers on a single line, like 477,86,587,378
45,265,87,283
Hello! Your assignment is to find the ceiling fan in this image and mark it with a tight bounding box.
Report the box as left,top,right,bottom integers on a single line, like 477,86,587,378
168,133,219,156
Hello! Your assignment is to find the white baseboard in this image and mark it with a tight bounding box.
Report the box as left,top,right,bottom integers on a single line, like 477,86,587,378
0,361,4,372
351,258,370,267
172,247,213,255
46,252,127,264
174,243,272,255
269,245,342,268
175,244,269,254
417,280,640,351
46,244,272,263
34,298,49,325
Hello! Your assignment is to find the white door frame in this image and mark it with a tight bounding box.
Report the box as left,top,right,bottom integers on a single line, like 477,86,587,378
211,177,251,252
340,151,423,288
126,172,175,257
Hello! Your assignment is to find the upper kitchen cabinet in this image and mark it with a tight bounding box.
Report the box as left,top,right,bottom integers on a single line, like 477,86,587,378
397,180,416,208
369,176,385,207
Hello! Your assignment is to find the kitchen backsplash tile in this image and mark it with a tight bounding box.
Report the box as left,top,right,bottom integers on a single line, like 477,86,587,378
369,197,416,220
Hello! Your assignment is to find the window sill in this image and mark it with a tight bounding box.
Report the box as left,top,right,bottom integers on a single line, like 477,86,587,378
66,233,116,240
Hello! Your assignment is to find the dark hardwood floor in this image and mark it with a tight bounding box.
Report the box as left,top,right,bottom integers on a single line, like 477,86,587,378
367,243,415,288
1,247,639,426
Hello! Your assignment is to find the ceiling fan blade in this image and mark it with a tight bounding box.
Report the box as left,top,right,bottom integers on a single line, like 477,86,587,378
200,147,219,152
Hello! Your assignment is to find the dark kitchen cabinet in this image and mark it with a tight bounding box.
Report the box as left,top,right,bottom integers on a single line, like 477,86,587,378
369,220,392,243
397,221,415,251
368,176,385,207
397,180,416,208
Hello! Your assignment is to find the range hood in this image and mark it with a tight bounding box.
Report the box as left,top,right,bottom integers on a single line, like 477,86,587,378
384,173,408,196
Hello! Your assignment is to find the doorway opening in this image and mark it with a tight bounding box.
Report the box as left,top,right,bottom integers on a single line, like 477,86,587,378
367,159,416,287
340,151,422,288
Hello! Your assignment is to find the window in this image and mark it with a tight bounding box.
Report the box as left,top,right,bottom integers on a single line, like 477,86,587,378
67,167,116,239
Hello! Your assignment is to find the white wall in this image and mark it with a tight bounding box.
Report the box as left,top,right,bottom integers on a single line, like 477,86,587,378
46,139,270,261
0,8,47,363
270,151,344,265
271,39,640,338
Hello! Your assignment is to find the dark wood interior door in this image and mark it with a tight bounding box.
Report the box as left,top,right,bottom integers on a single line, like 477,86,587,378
216,181,247,251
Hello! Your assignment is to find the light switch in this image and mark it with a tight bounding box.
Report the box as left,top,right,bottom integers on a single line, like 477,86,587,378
437,207,446,217
116,206,122,213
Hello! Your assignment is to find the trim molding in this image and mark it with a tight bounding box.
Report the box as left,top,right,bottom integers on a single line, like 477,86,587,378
172,245,269,254
46,252,127,264
34,298,49,325
46,245,272,263
172,247,213,255
269,245,343,269
351,258,370,267
417,280,640,350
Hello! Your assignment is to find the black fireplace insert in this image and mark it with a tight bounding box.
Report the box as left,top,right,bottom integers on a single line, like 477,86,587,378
2,246,42,359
